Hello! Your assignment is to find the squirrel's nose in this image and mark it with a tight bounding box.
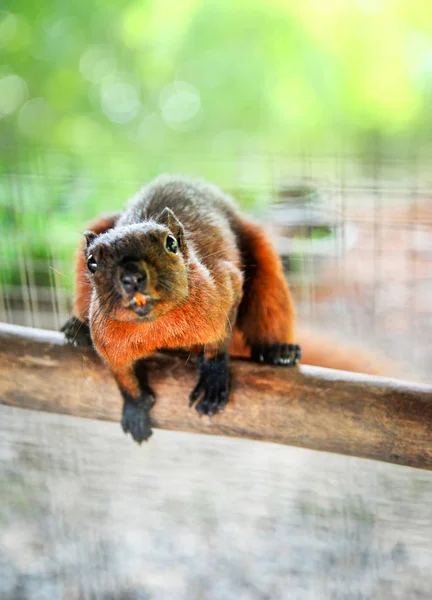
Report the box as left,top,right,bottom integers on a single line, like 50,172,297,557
120,262,147,293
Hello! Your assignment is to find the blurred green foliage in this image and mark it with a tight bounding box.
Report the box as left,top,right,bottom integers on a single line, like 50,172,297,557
1,0,432,288
2,0,432,155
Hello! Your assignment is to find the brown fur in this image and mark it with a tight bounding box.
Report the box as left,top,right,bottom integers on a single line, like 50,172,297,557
71,181,385,378
65,175,383,442
72,177,249,402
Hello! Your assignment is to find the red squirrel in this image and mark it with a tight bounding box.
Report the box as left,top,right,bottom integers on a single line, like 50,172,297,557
61,175,304,442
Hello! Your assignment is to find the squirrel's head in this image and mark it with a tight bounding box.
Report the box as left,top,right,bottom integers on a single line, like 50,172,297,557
84,208,189,322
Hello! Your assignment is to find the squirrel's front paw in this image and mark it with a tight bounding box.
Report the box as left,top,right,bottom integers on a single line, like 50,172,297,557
189,353,229,417
61,317,92,348
251,343,301,366
121,395,154,444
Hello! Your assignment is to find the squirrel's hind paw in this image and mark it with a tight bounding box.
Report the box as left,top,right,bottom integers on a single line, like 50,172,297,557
251,343,301,366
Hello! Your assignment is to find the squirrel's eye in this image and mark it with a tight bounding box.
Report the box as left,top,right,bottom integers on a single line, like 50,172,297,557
165,234,178,254
87,254,98,273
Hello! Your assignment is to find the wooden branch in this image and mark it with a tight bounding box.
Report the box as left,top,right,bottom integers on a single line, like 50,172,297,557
0,323,431,470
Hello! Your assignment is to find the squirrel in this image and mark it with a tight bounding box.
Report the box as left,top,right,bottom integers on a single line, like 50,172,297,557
62,175,301,443
62,174,390,443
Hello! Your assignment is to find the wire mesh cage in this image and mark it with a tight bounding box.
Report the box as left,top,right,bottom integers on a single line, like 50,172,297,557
1,150,431,381
1,149,432,599
2,2,432,596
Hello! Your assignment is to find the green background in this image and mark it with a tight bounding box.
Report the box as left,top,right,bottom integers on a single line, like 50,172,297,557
1,0,432,286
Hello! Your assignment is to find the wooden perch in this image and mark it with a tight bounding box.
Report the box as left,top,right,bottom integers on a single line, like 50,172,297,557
0,323,431,470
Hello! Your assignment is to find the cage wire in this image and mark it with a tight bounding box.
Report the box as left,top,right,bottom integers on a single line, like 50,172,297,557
1,149,432,599
1,149,431,381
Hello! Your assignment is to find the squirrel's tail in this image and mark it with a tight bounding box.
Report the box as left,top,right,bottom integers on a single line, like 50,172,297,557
229,326,395,377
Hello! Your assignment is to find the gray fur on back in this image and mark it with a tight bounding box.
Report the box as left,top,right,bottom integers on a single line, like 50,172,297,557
117,175,239,231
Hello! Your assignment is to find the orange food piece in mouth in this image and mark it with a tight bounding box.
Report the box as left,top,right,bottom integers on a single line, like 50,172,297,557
134,293,147,306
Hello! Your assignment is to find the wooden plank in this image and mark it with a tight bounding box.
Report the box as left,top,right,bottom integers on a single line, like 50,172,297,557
0,323,431,470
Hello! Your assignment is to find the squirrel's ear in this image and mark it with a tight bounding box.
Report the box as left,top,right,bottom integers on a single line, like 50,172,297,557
157,207,182,232
157,207,186,252
83,231,98,247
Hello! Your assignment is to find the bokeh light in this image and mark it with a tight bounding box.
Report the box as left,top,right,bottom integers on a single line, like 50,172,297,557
80,45,117,84
159,81,201,130
0,74,27,117
101,80,141,124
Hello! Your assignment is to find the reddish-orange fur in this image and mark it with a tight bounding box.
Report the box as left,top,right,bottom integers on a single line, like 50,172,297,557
90,257,243,396
234,219,295,345
64,177,324,442
72,213,384,386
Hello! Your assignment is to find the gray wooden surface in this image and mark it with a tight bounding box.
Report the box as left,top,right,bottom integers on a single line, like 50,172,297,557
1,405,431,600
